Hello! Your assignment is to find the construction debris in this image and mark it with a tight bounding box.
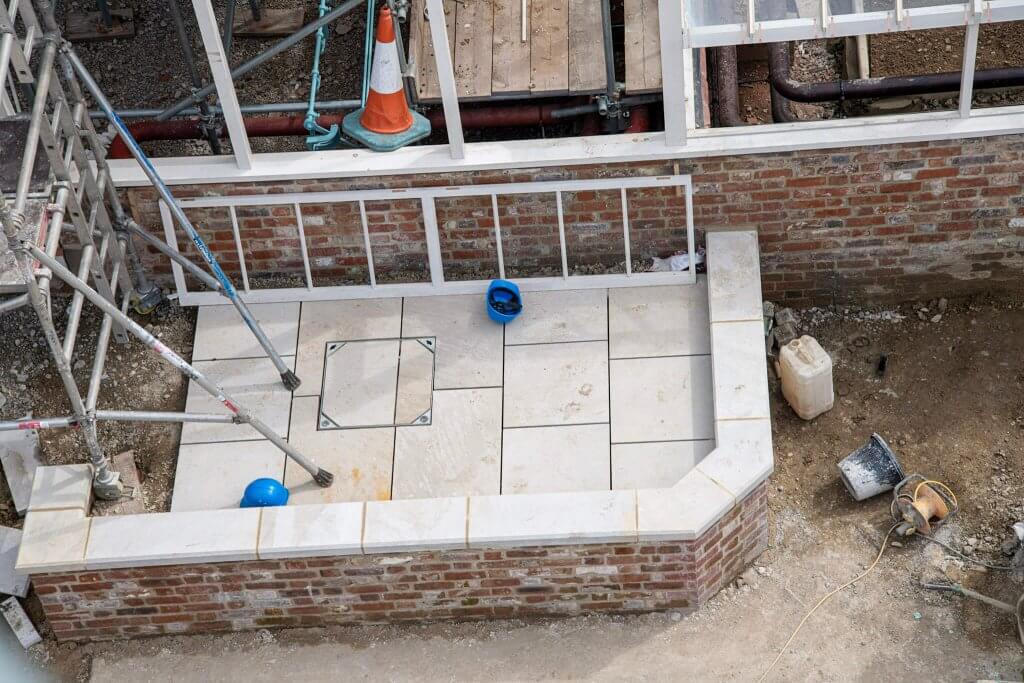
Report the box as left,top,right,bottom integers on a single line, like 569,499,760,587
0,597,40,649
763,303,804,357
0,526,28,597
0,423,41,516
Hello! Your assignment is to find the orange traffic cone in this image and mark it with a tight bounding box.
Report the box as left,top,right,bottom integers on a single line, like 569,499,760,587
343,6,431,151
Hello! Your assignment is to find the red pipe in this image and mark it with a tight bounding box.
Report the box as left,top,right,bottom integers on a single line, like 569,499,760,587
108,113,346,158
424,103,573,129
626,105,650,133
108,102,653,158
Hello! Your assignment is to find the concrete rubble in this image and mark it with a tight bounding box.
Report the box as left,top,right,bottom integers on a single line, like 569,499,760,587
0,423,40,516
0,526,28,597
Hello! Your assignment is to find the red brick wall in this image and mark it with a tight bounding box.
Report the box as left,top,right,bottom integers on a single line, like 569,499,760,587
33,484,767,642
124,134,1024,305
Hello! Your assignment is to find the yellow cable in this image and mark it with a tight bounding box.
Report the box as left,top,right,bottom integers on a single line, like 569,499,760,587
756,524,899,683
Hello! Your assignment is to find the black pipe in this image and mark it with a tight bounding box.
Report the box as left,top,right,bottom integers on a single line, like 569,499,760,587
768,42,1024,104
768,44,798,123
548,93,663,120
223,0,238,58
711,46,747,127
96,0,112,28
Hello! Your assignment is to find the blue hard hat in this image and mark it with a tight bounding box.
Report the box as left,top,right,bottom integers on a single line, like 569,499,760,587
240,478,289,508
486,279,523,324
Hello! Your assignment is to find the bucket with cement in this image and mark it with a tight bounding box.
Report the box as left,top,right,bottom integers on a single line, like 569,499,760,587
837,433,904,501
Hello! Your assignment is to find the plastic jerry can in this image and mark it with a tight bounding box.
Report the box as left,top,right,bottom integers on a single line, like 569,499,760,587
779,335,834,420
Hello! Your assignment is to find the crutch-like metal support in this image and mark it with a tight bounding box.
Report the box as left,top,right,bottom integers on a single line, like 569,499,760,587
62,45,302,391
25,242,334,487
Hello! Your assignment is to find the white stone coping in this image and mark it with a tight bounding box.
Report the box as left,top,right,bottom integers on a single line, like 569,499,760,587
15,230,774,574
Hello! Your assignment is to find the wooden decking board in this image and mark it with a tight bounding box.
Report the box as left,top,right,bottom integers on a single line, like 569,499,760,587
568,0,607,93
411,0,637,101
453,0,495,98
412,0,456,101
492,0,532,93
529,0,569,94
624,0,663,93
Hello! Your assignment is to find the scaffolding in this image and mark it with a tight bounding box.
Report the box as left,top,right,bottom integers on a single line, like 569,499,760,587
0,0,332,499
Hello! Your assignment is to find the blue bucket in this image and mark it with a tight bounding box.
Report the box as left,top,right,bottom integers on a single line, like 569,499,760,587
486,279,523,324
240,478,290,508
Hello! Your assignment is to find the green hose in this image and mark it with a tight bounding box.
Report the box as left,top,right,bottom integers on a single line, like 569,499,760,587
361,0,376,106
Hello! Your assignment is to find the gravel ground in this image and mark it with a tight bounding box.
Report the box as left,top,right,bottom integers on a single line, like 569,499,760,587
62,0,368,156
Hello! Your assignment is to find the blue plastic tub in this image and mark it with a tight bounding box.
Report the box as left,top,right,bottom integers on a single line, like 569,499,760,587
486,279,522,324
240,478,290,508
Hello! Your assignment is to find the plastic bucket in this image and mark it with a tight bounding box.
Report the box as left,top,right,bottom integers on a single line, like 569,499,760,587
486,279,522,324
837,433,904,501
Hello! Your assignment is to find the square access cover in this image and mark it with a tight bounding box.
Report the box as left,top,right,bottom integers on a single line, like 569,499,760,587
319,337,435,429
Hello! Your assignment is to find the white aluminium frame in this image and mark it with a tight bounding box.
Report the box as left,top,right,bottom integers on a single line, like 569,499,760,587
159,175,697,305
685,0,1024,48
109,0,1024,187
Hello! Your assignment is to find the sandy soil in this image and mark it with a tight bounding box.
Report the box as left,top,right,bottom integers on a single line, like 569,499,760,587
3,291,1021,681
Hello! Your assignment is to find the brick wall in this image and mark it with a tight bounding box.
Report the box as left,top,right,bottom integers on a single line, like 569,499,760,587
125,134,1024,305
32,483,767,642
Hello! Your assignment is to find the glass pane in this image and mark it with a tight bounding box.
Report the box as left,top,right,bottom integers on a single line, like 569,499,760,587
755,0,794,21
690,0,749,27
904,0,968,7
828,0,897,15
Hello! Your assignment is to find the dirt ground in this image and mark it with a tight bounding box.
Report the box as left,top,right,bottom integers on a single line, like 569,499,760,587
1,290,1022,680
62,0,368,157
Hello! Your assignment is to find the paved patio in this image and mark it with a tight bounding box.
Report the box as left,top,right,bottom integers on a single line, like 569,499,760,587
170,281,714,511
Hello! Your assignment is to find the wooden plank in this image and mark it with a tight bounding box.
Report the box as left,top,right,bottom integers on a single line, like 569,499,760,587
492,0,532,93
568,0,606,92
530,0,569,93
412,0,457,101
624,0,663,93
453,0,494,98
64,9,135,42
232,7,305,37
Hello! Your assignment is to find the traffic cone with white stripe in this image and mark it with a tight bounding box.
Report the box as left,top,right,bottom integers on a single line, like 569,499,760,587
343,6,430,151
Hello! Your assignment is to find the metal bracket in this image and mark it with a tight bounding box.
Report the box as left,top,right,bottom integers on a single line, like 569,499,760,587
92,468,124,500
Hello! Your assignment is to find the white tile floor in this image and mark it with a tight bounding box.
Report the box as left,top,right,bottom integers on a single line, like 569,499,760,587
171,282,717,510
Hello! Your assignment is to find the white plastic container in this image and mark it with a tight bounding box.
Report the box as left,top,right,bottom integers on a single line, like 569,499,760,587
779,335,834,420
